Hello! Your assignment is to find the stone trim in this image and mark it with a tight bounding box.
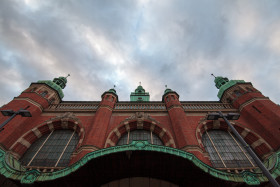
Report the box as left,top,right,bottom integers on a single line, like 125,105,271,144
239,97,269,112
196,119,273,157
10,112,85,158
18,138,31,148
105,112,176,148
251,139,265,149
31,128,42,138
73,145,99,155
13,98,43,111
181,145,205,154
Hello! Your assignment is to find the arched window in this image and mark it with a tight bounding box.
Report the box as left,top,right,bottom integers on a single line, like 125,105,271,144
202,130,255,169
40,91,48,98
20,130,79,168
117,130,163,146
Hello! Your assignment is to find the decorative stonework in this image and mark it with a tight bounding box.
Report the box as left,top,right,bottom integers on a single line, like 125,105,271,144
196,119,273,158
21,169,40,184
241,171,260,185
10,112,85,158
0,142,279,185
105,112,176,148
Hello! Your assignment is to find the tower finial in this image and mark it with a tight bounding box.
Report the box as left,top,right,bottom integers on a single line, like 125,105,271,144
139,81,141,86
165,85,167,88
114,85,116,88
211,73,216,78
66,74,70,78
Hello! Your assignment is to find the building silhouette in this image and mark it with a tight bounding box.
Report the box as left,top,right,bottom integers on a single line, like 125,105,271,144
0,76,279,186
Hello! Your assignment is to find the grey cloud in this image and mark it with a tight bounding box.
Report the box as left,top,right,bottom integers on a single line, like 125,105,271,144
0,0,280,105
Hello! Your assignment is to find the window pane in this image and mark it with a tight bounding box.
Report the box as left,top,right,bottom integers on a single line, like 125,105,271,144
202,130,255,168
117,130,163,146
20,130,78,168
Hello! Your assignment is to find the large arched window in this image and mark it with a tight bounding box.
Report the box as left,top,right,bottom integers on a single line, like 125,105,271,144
20,130,79,168
117,130,163,146
202,130,256,169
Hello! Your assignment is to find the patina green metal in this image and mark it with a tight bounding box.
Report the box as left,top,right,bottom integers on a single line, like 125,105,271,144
164,87,173,95
0,141,279,185
162,87,180,102
37,75,70,99
215,76,246,99
214,76,229,89
101,87,119,101
37,80,64,99
130,85,150,102
53,76,68,89
241,171,260,185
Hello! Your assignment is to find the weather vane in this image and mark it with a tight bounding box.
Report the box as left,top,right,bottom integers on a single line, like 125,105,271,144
211,73,216,78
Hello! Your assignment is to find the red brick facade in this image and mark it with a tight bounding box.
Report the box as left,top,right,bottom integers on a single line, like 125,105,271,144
0,79,279,186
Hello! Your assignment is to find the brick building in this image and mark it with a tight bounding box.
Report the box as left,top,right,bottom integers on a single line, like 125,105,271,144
0,76,279,186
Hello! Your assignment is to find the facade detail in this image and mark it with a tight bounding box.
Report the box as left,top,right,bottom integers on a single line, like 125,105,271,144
0,76,280,186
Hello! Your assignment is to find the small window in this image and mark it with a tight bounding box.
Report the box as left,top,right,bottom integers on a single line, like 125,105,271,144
40,91,48,98
246,87,253,92
226,98,232,103
30,87,37,92
117,130,163,146
234,90,242,97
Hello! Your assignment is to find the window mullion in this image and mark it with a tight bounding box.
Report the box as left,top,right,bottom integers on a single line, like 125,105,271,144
206,131,227,168
27,130,54,166
54,130,76,167
228,131,255,167
127,131,130,144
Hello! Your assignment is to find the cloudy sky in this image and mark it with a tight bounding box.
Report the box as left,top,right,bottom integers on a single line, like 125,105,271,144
1,0,280,106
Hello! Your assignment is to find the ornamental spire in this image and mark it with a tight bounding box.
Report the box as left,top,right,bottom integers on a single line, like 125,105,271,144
211,73,216,78
52,75,69,89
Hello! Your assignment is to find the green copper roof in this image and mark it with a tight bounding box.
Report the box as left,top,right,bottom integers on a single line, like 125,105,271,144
164,87,173,94
108,88,116,94
214,76,245,99
214,76,229,89
130,84,150,102
37,75,69,99
0,142,279,185
101,87,118,101
162,86,179,102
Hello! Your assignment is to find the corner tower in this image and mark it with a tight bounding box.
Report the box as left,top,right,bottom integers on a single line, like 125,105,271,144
0,75,69,149
162,86,190,148
83,87,118,149
214,75,280,151
130,83,150,102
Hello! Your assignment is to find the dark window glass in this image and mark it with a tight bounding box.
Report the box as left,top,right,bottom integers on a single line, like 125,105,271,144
234,90,242,97
246,87,253,92
41,91,48,97
20,130,78,168
117,130,163,146
202,130,255,168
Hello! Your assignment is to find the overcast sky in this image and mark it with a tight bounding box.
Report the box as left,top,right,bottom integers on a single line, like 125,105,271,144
1,0,280,106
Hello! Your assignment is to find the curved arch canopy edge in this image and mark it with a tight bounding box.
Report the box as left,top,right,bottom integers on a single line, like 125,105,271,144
0,141,279,185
